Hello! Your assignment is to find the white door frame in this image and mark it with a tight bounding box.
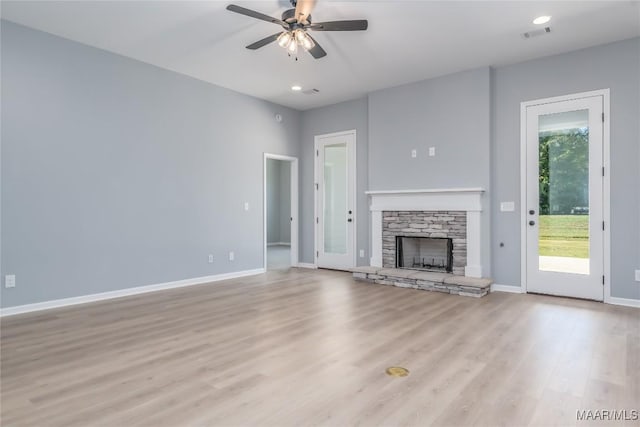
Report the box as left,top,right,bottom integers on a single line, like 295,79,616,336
314,129,357,269
520,89,611,302
263,153,299,270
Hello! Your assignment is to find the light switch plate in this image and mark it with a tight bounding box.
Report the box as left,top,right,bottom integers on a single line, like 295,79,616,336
5,275,15,288
244,202,249,211
359,249,365,258
411,149,417,158
229,251,235,261
635,270,640,282
500,202,515,212
428,147,436,157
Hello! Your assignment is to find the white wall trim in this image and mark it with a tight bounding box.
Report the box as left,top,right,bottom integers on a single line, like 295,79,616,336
264,153,299,271
602,90,612,305
607,297,640,308
365,187,485,195
491,283,525,293
0,268,265,317
520,89,611,303
295,263,318,269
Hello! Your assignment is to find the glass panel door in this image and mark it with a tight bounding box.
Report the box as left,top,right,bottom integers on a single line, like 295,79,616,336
323,143,348,254
525,94,604,301
538,110,590,275
316,131,356,270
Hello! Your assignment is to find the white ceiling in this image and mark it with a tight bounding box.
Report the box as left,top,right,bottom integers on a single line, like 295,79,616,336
2,1,639,110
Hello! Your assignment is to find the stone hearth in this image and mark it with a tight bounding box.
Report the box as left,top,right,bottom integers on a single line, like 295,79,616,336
351,266,492,298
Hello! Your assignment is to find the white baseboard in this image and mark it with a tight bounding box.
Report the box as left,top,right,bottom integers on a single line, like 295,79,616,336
606,296,640,308
491,283,524,294
267,242,291,247
296,263,318,269
490,284,638,307
0,268,265,317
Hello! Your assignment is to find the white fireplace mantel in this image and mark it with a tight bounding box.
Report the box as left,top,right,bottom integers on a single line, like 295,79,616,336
367,188,485,278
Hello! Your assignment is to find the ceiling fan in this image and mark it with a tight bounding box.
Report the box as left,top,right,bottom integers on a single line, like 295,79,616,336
226,0,368,59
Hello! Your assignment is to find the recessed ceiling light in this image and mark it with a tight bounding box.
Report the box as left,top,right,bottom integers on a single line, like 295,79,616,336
533,16,551,25
291,85,302,91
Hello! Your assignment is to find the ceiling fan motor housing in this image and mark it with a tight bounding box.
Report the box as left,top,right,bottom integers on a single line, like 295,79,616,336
281,8,311,25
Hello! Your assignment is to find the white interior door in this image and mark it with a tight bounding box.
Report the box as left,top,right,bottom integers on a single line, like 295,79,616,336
523,94,604,301
315,131,356,270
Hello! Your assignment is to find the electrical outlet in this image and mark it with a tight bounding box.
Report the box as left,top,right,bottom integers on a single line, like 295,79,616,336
428,147,436,157
5,275,15,288
229,251,235,261
411,149,417,158
635,270,640,282
359,249,365,258
208,254,214,264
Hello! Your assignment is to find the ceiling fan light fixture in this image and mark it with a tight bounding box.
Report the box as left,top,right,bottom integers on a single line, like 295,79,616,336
294,29,306,43
226,3,368,60
300,32,315,51
287,38,298,54
277,31,292,48
302,37,316,50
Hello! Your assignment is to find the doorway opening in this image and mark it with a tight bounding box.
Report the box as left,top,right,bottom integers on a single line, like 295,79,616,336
264,154,298,271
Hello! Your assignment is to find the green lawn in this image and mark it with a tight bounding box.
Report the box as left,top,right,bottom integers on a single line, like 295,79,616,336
539,215,589,258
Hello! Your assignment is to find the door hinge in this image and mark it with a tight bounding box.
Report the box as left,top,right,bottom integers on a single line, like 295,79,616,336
315,183,319,190
316,250,319,258
602,166,605,177
602,221,605,231
602,112,605,122
316,149,319,156
602,275,605,285
316,217,319,224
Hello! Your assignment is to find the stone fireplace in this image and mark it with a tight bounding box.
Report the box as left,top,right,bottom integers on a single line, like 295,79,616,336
367,188,484,278
396,236,453,272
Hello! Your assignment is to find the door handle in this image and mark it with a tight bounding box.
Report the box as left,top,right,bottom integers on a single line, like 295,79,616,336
347,218,353,223
529,210,535,215
529,220,536,226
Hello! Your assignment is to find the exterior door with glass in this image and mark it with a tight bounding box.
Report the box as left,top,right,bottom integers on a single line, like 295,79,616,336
315,130,356,270
523,93,605,301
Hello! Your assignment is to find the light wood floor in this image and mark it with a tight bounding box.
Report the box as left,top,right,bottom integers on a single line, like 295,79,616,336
1,269,638,426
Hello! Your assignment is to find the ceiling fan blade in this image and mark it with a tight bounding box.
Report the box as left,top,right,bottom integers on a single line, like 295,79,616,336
295,0,316,24
246,33,282,50
309,20,368,31
226,4,286,27
306,34,327,59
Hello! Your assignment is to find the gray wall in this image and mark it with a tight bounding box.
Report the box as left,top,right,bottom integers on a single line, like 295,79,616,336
492,37,640,299
299,97,369,265
368,68,492,276
1,21,300,307
2,20,638,308
266,158,290,244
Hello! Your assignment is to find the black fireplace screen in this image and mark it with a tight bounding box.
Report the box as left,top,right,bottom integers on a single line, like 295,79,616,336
396,236,453,273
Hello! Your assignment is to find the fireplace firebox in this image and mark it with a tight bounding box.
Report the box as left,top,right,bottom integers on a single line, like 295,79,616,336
396,236,453,273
